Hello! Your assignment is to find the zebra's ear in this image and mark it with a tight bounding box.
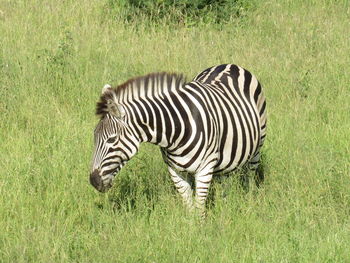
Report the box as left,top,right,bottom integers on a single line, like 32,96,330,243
100,84,125,118
106,99,126,119
102,84,112,94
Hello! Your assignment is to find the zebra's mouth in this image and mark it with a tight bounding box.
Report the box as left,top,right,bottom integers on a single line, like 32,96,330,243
90,171,116,193
90,161,127,192
99,162,126,190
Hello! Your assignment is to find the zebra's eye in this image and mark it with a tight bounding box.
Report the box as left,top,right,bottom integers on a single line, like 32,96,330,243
106,136,117,144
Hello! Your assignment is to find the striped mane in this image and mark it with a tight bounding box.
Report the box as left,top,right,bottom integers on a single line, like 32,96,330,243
96,72,185,118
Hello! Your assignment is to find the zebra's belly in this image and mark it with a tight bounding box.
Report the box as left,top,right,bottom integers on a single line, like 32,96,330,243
165,136,259,175
213,133,260,174
165,151,210,174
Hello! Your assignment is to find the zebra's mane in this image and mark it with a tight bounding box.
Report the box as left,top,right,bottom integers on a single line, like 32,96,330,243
96,72,186,118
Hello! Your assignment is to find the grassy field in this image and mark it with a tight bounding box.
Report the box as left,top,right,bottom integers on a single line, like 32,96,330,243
1,0,349,262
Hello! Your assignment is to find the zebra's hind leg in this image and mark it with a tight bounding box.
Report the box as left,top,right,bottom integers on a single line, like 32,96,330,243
194,168,214,218
248,151,265,188
239,166,251,192
168,166,194,210
254,163,264,188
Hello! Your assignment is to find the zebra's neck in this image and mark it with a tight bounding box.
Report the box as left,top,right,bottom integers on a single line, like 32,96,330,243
114,73,185,147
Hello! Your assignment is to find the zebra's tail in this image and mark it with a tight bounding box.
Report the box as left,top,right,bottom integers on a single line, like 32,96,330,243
248,80,267,168
255,81,267,150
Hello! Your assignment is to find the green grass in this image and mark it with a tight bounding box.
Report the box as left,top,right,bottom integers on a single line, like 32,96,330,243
1,0,349,262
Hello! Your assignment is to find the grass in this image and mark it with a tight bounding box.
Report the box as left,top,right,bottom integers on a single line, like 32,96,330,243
0,0,349,262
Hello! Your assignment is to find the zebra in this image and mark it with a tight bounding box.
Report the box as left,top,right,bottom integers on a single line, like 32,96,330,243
90,64,267,216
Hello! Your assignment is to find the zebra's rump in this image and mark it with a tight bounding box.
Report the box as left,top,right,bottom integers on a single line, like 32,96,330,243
165,64,266,174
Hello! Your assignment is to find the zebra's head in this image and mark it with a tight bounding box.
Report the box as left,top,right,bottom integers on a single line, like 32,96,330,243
90,84,140,192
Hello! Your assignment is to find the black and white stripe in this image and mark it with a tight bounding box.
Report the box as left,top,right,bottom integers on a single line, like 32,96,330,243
90,64,267,214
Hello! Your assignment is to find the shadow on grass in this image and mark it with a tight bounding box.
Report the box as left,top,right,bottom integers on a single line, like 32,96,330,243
207,154,269,210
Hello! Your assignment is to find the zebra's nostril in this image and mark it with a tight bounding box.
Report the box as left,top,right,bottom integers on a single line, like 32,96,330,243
90,170,103,191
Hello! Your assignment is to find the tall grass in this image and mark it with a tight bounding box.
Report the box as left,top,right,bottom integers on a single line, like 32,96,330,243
0,0,349,262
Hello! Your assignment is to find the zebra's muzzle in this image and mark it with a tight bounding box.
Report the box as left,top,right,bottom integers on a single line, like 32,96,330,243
90,170,108,193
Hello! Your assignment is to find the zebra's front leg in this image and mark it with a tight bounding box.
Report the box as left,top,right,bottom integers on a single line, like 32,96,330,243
168,166,194,210
194,171,213,218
